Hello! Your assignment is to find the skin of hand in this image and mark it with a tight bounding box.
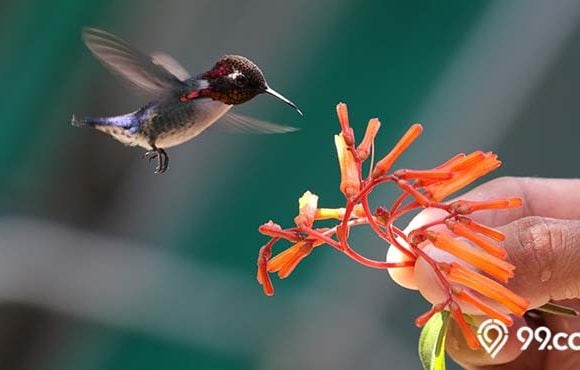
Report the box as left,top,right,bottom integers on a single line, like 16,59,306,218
386,177,580,370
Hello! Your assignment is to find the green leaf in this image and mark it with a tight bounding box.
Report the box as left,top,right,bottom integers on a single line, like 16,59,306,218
536,302,579,317
418,311,450,370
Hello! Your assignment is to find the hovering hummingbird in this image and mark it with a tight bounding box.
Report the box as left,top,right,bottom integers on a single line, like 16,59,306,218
73,28,302,174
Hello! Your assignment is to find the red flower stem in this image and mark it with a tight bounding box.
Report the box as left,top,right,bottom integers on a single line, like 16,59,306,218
395,181,453,213
338,176,395,242
339,202,356,250
332,175,420,268
257,237,280,295
298,226,342,251
318,217,415,269
392,193,450,221
395,180,434,207
417,217,451,231
391,200,423,219
323,217,370,232
320,218,370,240
391,226,454,301
390,192,409,215
415,301,451,327
259,225,302,242
347,146,364,179
322,214,415,270
334,219,410,269
260,237,280,258
343,246,415,269
361,195,416,260
339,180,380,249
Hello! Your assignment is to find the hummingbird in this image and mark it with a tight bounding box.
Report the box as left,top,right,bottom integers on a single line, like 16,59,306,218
72,28,302,174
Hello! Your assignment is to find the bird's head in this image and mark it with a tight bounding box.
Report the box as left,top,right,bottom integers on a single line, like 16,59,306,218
202,55,302,115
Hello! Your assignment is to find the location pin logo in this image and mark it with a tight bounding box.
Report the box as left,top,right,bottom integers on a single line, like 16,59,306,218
477,319,509,358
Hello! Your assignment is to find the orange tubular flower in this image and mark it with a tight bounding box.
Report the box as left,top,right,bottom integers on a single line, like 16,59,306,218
394,169,453,181
445,220,507,259
336,103,355,146
415,302,447,327
294,191,319,227
441,262,529,316
425,152,501,201
356,118,381,160
372,123,423,179
416,153,472,186
315,204,364,220
257,240,277,296
449,198,522,214
448,151,485,172
335,134,360,198
267,240,318,279
256,102,529,352
425,231,514,282
449,301,480,350
315,207,346,220
258,221,300,242
454,288,513,326
457,216,505,241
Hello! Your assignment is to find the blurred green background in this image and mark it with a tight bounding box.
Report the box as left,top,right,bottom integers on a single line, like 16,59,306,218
0,0,579,369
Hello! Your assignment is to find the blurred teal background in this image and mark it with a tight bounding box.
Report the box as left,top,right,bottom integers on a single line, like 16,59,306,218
0,0,579,369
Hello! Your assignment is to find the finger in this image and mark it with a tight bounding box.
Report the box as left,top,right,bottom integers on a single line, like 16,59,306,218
500,217,580,307
411,176,580,230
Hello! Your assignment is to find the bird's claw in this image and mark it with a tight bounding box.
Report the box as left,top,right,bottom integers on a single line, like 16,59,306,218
143,148,169,174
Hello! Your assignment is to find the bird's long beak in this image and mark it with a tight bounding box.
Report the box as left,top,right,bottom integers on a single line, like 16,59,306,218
265,86,303,116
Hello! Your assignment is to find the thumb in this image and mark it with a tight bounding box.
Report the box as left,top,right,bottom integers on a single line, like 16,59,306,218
413,216,580,310
500,216,580,308
441,216,580,369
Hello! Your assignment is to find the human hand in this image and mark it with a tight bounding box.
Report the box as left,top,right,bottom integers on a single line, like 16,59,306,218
388,177,580,369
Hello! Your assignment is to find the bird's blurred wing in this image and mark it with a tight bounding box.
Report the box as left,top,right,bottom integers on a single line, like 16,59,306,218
83,27,187,95
217,112,299,134
151,52,192,81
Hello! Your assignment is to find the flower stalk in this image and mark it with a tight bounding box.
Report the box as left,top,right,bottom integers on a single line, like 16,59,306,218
255,102,529,349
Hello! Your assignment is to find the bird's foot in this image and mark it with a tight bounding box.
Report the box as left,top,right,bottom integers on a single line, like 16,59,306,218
143,148,169,174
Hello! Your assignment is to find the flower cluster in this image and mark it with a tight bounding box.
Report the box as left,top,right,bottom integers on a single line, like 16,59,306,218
256,103,529,349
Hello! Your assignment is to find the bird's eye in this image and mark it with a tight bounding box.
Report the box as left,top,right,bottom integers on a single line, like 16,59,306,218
235,74,248,86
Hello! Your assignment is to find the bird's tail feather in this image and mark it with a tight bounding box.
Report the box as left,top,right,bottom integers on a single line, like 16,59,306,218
71,115,86,127
71,113,137,129
71,115,104,127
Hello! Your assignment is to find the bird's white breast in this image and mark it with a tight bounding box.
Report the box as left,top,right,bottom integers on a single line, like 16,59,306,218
154,100,232,149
